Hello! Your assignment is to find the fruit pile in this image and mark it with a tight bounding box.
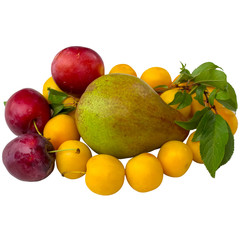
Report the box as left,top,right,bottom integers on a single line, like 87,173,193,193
2,46,238,195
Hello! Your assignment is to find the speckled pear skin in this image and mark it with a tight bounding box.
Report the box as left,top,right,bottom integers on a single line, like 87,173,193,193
76,74,189,159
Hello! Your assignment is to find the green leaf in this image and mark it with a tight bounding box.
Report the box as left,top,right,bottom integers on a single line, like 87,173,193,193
177,91,192,110
154,85,169,89
48,88,68,104
216,83,238,111
188,85,198,95
192,109,214,142
174,73,193,85
51,104,65,117
59,106,76,115
169,91,184,105
192,62,222,77
175,107,211,130
173,63,193,85
199,112,229,177
218,122,234,168
3,101,7,106
193,69,227,90
180,62,191,75
194,85,206,106
208,88,217,106
51,104,76,117
48,88,77,117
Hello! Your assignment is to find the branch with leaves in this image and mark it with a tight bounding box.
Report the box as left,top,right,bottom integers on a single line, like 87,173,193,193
157,62,238,178
47,88,78,117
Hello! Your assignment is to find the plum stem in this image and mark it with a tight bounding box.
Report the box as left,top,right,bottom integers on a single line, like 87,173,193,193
33,120,43,137
48,148,80,154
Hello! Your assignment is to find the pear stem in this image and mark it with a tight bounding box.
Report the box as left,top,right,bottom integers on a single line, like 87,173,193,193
48,148,80,154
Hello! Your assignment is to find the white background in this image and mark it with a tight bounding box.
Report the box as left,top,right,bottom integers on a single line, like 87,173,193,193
0,0,239,239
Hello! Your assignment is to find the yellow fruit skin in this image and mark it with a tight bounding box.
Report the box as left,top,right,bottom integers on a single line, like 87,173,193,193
63,97,78,107
160,88,191,119
43,114,80,149
62,97,79,120
109,64,137,77
140,67,172,90
126,153,163,193
68,109,77,119
42,77,63,102
173,75,180,83
191,91,238,135
190,93,205,116
214,101,238,135
186,132,203,164
85,154,125,195
157,141,193,177
56,140,92,179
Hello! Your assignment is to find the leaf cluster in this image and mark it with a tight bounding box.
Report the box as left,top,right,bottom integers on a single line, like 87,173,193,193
47,88,76,117
172,62,237,112
173,62,237,177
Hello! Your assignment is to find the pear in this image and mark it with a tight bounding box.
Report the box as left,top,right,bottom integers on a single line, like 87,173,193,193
76,74,189,159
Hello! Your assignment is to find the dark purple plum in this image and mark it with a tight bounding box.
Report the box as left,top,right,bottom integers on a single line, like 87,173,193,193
2,133,55,181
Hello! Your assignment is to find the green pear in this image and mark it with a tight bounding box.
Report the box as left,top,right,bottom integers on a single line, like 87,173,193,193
76,74,189,158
